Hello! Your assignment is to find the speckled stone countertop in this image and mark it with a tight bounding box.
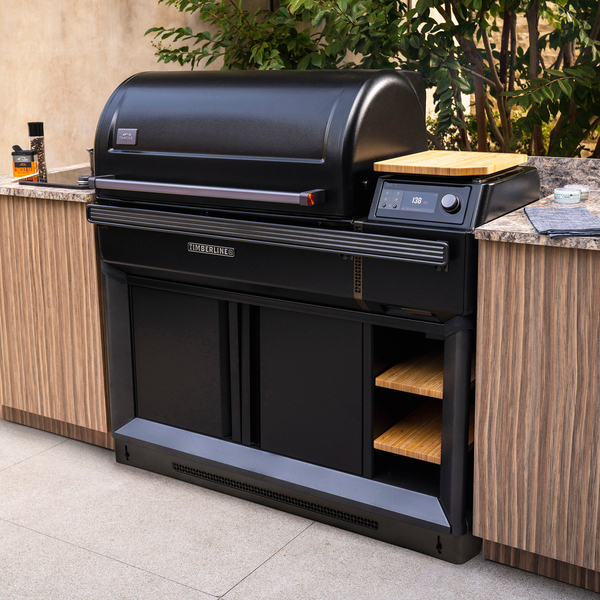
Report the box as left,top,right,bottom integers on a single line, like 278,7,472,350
475,192,600,251
0,164,94,203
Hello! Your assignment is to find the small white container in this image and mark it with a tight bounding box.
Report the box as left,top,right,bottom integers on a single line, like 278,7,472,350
554,187,581,203
564,184,590,201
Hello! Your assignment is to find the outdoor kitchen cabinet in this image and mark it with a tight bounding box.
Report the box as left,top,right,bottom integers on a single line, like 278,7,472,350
0,182,113,449
474,197,600,592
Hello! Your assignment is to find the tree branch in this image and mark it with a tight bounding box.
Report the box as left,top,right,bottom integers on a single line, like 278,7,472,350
499,8,512,86
526,0,545,155
509,11,516,92
227,0,258,33
481,26,504,93
427,131,444,150
483,92,506,150
583,116,600,141
551,46,565,71
459,65,496,89
436,4,453,25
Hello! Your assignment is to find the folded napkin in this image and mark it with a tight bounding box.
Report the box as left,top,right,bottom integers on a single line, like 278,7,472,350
524,206,600,238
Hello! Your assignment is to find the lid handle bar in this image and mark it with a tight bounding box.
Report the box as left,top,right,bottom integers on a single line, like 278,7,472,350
88,176,324,207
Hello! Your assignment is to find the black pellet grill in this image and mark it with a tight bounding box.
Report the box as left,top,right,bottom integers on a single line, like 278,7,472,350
88,70,539,563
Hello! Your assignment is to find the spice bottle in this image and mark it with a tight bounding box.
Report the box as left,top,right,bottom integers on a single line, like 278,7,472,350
11,145,38,181
28,122,47,182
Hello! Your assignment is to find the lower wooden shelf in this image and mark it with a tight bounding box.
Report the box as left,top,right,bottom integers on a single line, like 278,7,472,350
374,400,475,464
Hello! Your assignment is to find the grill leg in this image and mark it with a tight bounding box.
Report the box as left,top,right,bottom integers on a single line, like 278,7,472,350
440,327,473,535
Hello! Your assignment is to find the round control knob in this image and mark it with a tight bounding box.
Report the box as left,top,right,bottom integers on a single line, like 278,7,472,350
440,194,461,214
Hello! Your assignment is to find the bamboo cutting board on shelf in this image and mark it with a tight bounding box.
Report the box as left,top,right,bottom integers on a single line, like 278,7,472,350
374,150,527,177
374,400,475,464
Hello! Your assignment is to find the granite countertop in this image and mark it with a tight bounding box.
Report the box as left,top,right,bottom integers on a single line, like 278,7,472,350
0,164,94,203
475,192,600,251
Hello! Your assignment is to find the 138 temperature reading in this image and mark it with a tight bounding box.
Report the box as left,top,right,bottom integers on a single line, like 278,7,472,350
400,190,438,213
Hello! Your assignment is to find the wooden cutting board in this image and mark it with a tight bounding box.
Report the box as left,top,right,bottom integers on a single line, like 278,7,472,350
374,150,527,176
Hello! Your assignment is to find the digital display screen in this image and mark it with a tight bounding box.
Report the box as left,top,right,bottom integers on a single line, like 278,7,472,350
400,190,438,213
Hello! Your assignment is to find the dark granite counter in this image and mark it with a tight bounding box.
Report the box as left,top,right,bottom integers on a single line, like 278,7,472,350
475,193,600,250
477,156,600,250
0,164,93,203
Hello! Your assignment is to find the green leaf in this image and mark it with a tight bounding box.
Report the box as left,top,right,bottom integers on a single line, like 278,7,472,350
415,0,428,15
312,10,326,28
311,52,323,67
531,89,544,104
440,89,454,102
540,86,554,101
455,77,471,93
297,54,311,70
557,79,573,97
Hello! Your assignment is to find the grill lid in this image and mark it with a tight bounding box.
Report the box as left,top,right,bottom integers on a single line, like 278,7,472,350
94,70,427,217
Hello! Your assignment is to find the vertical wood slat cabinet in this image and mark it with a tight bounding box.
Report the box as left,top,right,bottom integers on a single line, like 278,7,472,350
0,185,112,449
474,238,600,592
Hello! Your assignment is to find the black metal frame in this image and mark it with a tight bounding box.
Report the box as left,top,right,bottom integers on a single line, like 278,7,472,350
101,261,480,563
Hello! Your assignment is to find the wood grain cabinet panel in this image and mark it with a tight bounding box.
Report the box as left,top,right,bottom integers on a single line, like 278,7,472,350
474,240,600,572
0,193,112,448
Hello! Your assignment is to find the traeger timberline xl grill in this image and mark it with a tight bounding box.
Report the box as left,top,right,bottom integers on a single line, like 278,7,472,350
87,70,539,563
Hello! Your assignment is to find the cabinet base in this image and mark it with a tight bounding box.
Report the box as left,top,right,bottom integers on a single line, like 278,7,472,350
2,406,114,450
114,436,481,564
483,540,600,593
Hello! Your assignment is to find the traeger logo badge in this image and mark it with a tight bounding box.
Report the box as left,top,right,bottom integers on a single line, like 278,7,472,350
188,242,235,257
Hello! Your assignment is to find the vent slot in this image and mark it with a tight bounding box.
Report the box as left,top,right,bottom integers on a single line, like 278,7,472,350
354,256,363,295
172,462,378,530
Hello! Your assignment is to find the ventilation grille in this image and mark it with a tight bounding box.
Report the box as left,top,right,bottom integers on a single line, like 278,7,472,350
354,256,363,295
172,462,378,530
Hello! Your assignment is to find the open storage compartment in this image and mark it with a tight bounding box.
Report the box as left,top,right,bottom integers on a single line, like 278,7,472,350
365,323,475,518
372,329,475,466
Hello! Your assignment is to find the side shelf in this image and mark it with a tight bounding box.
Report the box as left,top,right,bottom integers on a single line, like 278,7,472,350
374,400,475,464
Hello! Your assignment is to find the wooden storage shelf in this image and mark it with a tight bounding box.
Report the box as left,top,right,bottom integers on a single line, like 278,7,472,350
375,349,475,399
374,400,475,464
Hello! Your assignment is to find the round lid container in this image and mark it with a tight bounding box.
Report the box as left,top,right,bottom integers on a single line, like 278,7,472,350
554,187,581,203
564,183,590,201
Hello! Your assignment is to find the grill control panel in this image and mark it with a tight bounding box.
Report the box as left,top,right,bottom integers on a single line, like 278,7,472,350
374,180,471,225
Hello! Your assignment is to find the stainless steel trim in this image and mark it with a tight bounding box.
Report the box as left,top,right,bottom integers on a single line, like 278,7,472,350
89,176,324,206
88,204,449,266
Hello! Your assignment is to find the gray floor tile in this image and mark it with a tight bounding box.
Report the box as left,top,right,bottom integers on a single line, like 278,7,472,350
0,439,311,597
223,522,599,600
0,519,214,599
0,418,65,471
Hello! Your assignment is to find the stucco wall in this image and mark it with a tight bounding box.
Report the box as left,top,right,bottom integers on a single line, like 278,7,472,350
0,1,206,176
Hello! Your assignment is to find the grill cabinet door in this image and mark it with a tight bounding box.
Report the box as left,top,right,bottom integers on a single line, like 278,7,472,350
259,308,363,475
131,285,231,438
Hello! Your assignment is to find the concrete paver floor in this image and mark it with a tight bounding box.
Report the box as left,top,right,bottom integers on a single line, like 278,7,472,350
0,419,595,600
